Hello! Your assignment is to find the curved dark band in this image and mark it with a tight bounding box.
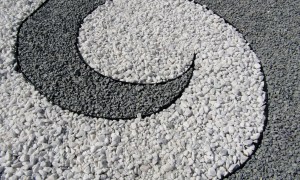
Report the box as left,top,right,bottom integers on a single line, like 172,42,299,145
16,0,194,120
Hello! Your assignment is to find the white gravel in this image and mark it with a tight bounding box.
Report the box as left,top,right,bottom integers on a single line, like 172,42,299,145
0,0,266,179
78,0,196,83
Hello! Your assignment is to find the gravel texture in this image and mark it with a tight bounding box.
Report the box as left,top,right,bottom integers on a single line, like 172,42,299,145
78,0,195,83
0,0,297,179
16,0,194,120
194,0,300,179
1,0,266,179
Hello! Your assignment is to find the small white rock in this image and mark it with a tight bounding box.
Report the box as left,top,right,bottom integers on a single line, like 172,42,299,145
140,164,151,172
207,167,216,177
161,163,175,173
20,154,30,162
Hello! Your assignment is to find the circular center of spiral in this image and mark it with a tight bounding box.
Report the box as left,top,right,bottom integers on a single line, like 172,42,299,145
78,1,196,83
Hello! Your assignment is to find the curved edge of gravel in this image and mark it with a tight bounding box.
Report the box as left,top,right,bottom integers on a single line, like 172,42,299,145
225,63,269,179
195,5,269,179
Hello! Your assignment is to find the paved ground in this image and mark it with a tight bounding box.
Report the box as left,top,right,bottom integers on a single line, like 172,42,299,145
195,0,299,179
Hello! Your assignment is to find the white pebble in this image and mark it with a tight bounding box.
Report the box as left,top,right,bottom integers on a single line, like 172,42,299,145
207,167,216,177
161,163,175,173
20,154,30,162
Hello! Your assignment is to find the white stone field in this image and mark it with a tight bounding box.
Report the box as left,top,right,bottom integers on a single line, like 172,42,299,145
0,0,266,179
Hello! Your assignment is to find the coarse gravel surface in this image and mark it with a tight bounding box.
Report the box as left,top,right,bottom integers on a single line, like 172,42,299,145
1,0,266,179
16,0,194,120
194,0,300,179
0,0,298,179
78,1,195,84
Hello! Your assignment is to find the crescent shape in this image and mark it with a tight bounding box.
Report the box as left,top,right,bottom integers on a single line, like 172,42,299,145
16,0,195,120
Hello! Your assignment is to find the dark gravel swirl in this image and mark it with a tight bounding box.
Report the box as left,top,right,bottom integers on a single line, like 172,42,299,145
16,0,194,120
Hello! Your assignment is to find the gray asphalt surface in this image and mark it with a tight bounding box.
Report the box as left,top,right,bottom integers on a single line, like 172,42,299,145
195,0,300,179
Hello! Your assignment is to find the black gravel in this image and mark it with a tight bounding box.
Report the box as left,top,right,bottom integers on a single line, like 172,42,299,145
195,0,300,179
16,0,194,120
